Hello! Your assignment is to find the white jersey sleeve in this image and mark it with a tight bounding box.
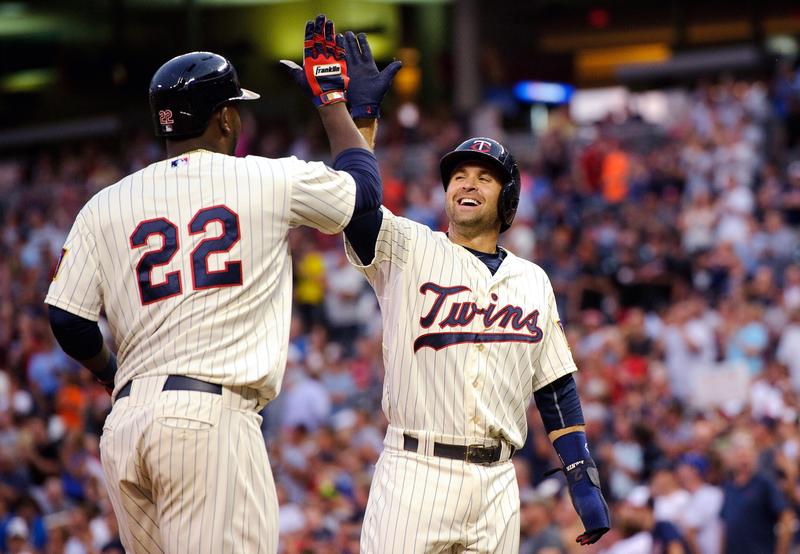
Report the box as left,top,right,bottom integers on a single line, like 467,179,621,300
287,157,356,234
532,272,578,390
343,207,412,292
45,205,103,321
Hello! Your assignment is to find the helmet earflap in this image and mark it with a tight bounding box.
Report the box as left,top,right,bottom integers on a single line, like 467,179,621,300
497,163,520,233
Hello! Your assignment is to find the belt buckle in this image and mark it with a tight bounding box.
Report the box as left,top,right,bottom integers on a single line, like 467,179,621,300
466,444,491,464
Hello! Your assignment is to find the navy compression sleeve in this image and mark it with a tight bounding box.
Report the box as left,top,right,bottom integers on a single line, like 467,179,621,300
344,209,383,266
48,305,104,360
333,148,382,217
536,375,610,542
334,147,384,265
533,374,584,434
48,305,116,385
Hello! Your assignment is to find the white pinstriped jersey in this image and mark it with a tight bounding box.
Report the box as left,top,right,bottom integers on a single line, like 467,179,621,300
345,208,577,448
46,149,356,401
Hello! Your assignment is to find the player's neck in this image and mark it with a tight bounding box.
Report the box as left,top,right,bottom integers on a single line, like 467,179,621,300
446,226,499,254
165,135,233,158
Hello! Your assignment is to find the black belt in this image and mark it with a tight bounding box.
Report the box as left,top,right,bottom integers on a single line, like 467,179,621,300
403,433,513,465
115,375,223,401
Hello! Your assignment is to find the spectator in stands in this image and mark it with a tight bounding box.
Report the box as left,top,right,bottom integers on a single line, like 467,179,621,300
650,463,690,526
25,332,70,402
675,453,723,554
749,362,791,421
656,401,694,460
679,190,717,254
715,175,754,246
660,299,717,401
723,303,769,376
603,486,689,554
601,139,630,205
319,353,358,413
519,488,565,554
34,476,72,516
2,72,800,551
293,238,327,329
281,362,332,433
720,432,795,554
323,250,371,352
782,161,800,226
4,516,34,554
11,496,47,552
777,306,800,391
606,413,644,500
753,210,797,265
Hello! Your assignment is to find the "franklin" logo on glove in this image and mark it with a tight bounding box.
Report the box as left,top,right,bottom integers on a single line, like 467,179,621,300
314,64,342,76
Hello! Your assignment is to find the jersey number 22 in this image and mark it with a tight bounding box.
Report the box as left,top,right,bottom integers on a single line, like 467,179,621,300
130,205,242,305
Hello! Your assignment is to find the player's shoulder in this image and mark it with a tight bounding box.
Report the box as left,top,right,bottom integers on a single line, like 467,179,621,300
94,158,164,195
501,248,551,281
245,154,339,183
243,153,296,167
245,153,317,172
380,207,445,241
81,165,148,216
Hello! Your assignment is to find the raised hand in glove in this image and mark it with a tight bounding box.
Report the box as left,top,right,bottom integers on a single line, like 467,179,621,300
280,14,348,107
548,431,611,546
343,31,402,119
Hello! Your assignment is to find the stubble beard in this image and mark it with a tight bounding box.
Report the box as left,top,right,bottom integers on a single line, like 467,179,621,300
446,202,499,237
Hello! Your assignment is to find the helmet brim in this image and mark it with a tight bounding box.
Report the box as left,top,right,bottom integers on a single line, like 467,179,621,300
235,88,260,101
440,150,511,190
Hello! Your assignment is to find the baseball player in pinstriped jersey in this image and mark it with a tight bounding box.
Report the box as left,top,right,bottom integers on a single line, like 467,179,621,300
339,32,611,553
45,15,384,553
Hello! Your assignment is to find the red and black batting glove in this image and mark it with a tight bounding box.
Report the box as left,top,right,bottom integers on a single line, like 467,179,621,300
280,14,349,107
343,31,402,119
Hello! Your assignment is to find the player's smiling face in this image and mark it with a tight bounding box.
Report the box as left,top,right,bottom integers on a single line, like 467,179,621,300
444,161,503,232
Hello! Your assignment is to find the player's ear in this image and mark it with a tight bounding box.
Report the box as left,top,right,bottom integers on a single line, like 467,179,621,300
218,105,234,136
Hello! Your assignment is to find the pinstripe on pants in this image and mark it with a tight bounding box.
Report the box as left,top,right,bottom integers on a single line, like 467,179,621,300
99,376,278,554
361,429,520,554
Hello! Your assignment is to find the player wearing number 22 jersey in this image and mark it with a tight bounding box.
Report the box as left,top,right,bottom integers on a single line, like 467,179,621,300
46,36,379,554
47,148,352,399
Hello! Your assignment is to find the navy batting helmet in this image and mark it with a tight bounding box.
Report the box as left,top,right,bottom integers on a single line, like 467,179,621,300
440,137,520,233
148,52,260,139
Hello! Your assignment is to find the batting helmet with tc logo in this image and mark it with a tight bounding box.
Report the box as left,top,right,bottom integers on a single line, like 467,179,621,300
439,137,521,233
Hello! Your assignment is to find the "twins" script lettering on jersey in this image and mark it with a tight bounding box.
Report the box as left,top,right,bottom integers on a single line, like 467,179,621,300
414,282,544,352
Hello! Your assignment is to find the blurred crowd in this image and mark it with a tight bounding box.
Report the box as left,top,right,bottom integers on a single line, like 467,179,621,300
3,63,800,553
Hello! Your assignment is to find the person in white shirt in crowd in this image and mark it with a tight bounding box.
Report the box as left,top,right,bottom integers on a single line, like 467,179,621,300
600,487,653,554
752,209,798,263
660,298,717,401
750,361,791,421
651,462,691,526
280,359,332,432
5,516,35,554
323,249,374,352
675,454,723,554
777,306,800,392
679,190,717,254
715,174,754,245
